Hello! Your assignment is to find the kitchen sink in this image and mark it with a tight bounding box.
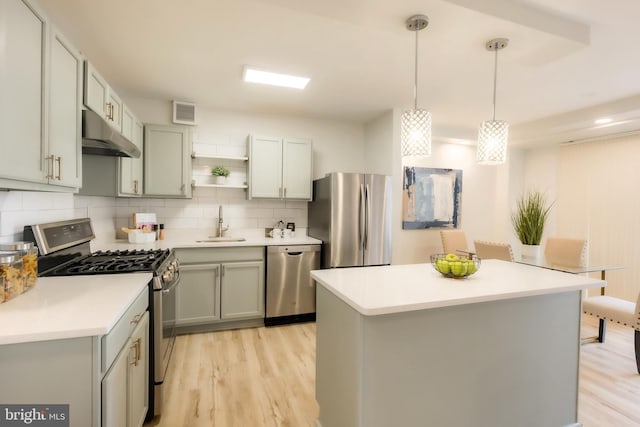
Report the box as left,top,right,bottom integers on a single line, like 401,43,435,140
195,237,246,243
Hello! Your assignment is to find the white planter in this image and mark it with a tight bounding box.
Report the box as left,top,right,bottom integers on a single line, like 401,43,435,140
521,244,541,262
214,175,227,185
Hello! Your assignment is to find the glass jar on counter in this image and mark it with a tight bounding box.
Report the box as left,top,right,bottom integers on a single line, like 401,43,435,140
0,242,38,289
0,252,24,303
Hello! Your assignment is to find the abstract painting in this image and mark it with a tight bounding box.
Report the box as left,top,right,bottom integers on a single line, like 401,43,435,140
402,167,462,229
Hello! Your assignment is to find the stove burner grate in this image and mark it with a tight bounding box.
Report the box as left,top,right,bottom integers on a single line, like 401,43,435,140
49,249,171,276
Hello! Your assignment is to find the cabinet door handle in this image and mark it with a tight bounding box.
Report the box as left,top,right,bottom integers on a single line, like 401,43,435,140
46,155,55,179
136,338,142,364
283,187,287,198
55,156,62,180
130,313,141,325
130,337,142,366
133,180,139,194
106,102,113,120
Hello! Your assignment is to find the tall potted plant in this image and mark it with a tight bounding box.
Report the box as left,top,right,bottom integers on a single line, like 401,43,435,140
511,190,552,260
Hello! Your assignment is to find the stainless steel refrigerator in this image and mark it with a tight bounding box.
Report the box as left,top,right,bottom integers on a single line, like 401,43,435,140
308,172,392,268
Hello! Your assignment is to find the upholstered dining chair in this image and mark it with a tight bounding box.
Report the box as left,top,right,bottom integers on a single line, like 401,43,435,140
583,290,640,373
544,237,587,267
440,230,468,255
473,240,514,262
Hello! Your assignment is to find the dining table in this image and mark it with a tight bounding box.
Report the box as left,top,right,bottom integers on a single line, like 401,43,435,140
515,255,624,344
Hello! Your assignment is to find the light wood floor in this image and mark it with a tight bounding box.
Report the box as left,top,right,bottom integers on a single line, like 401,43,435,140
146,316,640,427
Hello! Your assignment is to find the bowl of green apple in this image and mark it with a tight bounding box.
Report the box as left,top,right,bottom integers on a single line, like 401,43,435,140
431,253,481,278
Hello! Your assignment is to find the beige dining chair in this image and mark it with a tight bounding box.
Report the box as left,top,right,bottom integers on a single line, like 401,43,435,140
544,237,587,267
473,240,514,262
583,290,640,373
440,230,468,254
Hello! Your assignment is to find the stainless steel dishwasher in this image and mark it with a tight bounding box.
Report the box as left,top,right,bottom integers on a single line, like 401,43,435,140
265,244,320,326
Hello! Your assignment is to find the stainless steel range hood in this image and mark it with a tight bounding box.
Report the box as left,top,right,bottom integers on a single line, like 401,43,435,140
82,109,141,158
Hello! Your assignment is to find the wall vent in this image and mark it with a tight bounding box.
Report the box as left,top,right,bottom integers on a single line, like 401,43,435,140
172,101,196,125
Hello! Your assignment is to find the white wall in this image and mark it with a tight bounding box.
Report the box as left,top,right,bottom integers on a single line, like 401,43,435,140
363,111,394,176
389,109,518,265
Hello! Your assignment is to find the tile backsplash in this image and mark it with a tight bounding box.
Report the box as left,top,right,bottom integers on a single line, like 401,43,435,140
0,189,307,242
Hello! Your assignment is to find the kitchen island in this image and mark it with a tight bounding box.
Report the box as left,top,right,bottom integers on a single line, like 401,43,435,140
311,260,604,427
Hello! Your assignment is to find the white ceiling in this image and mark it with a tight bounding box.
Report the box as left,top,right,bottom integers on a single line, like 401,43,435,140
34,0,640,148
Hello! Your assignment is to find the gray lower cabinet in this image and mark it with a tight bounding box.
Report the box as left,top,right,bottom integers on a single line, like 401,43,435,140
128,311,149,427
103,304,149,427
175,247,265,332
220,261,265,320
177,263,221,325
0,287,148,427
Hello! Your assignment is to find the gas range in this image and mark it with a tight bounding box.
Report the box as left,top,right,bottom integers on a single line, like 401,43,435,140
24,218,179,421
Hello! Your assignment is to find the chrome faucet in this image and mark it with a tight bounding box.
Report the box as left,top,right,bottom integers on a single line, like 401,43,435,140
217,205,228,237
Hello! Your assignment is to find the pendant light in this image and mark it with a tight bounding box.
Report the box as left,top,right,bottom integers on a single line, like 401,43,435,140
401,15,431,158
477,38,509,165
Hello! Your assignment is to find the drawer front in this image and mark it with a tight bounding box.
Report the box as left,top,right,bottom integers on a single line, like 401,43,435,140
101,287,148,372
175,246,264,264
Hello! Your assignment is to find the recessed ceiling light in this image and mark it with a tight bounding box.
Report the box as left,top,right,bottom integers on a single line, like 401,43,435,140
594,117,613,125
242,66,310,89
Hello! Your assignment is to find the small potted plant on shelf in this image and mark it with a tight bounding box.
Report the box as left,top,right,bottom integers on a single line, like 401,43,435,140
511,189,553,260
211,166,230,184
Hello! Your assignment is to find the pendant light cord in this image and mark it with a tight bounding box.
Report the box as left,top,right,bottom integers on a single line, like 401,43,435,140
414,28,419,110
492,45,498,121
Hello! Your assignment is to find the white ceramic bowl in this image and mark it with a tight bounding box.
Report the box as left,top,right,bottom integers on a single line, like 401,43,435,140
128,230,156,244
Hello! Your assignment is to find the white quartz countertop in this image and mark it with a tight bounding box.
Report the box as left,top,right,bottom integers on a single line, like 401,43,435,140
311,259,605,316
0,273,151,345
91,228,321,251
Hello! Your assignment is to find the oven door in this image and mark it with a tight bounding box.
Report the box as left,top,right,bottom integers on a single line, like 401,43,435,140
153,273,179,385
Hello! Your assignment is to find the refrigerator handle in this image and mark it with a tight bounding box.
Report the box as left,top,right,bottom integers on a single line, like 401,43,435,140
359,183,366,251
363,184,370,251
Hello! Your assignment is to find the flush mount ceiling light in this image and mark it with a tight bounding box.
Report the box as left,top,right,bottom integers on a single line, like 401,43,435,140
242,66,310,89
594,117,613,125
477,38,509,165
401,14,432,158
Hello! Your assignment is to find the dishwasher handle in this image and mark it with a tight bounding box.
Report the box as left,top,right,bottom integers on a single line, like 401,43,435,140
286,251,303,256
267,245,321,255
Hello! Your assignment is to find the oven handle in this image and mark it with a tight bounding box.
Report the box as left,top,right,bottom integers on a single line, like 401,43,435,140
162,270,181,294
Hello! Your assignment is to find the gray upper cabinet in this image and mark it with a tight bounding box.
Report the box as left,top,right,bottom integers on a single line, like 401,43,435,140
80,95,143,197
84,61,108,121
0,0,82,191
84,61,123,131
144,124,192,198
247,135,312,200
48,28,83,188
282,137,313,199
120,106,143,196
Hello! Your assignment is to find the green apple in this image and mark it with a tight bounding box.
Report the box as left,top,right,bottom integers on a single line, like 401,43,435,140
450,260,467,276
445,253,459,262
436,258,450,274
466,261,477,274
